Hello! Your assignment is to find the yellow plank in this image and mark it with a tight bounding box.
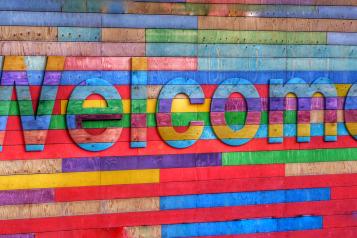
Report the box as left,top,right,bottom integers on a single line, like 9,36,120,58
0,169,159,190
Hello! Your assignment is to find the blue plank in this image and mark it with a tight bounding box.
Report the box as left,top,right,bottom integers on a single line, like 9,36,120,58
0,0,61,11
102,14,197,29
199,58,357,71
328,33,357,45
160,188,330,210
58,27,101,42
0,11,102,27
162,216,323,237
318,6,357,19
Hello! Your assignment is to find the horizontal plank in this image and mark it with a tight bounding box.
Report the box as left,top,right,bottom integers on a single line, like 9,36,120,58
58,27,101,42
327,32,357,45
198,58,357,71
286,161,357,176
160,188,330,210
0,159,61,175
0,189,54,206
146,29,327,44
197,227,357,238
0,169,159,190
0,26,57,41
223,148,357,166
187,0,357,5
0,197,159,220
198,16,357,32
0,42,145,56
0,12,197,28
129,3,357,19
162,216,322,237
147,44,357,57
62,153,221,172
102,28,145,42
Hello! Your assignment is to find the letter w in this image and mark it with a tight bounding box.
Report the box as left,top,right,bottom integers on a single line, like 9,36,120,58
0,56,64,151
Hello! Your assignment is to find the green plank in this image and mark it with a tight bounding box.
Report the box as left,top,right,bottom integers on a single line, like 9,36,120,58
146,29,197,43
222,148,357,166
198,30,327,44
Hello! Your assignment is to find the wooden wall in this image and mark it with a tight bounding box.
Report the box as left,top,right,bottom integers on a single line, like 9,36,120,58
0,0,357,237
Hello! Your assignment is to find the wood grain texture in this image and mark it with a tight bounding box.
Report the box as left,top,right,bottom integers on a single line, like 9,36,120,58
124,226,162,238
0,26,57,41
0,41,145,56
0,159,61,176
102,28,145,42
199,16,357,32
286,161,357,176
0,197,159,220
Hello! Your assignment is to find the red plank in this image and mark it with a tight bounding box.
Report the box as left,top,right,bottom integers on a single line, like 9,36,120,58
324,214,357,228
36,228,124,238
331,186,357,200
160,164,285,182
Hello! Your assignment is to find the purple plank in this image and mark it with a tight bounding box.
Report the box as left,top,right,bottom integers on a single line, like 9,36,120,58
62,153,222,172
0,189,54,205
0,235,34,238
1,71,28,85
270,97,342,110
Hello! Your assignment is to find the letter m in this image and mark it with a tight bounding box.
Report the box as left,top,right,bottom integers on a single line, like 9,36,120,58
0,56,64,151
269,78,338,143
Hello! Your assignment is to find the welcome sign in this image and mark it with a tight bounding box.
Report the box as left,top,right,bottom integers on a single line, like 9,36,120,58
1,55,357,154
0,0,357,237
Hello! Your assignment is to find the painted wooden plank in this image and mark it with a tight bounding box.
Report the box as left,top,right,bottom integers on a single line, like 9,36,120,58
327,32,357,45
102,28,145,42
0,11,102,27
197,228,357,238
0,0,61,11
124,226,161,238
128,3,357,19
0,197,159,220
160,188,330,210
0,26,57,41
198,58,357,71
222,148,357,166
0,159,61,175
187,0,357,5
0,42,145,56
285,161,357,176
146,29,197,43
102,14,197,29
58,27,101,42
198,16,357,32
146,43,198,56
198,30,326,44
0,169,159,190
0,189,54,206
36,228,123,238
161,216,322,237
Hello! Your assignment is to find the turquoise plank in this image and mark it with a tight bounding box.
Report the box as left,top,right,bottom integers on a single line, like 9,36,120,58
146,43,197,56
58,27,101,42
199,58,357,71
